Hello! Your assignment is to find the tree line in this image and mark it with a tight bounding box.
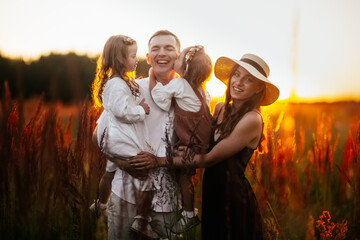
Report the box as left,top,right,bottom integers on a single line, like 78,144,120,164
0,53,151,104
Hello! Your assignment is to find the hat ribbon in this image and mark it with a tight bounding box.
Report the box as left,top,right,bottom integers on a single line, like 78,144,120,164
240,58,267,77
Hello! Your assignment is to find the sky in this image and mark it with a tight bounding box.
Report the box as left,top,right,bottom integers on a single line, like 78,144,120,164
0,0,360,101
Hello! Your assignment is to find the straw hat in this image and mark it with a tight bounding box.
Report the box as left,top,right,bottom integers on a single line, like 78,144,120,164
214,54,280,106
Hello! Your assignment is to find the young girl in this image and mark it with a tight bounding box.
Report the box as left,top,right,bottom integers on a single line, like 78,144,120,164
91,34,158,239
149,45,213,234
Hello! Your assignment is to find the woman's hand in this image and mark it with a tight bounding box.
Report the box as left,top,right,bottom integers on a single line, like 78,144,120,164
129,151,158,170
173,146,187,157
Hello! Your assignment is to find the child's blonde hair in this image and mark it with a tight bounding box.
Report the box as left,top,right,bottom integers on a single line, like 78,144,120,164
92,35,139,108
183,46,213,89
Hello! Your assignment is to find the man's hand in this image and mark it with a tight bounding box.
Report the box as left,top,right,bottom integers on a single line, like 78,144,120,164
110,157,149,180
129,151,158,170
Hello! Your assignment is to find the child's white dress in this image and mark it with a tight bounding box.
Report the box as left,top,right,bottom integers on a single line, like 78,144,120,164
96,77,153,191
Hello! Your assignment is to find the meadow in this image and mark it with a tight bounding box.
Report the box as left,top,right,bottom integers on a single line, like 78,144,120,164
0,81,359,239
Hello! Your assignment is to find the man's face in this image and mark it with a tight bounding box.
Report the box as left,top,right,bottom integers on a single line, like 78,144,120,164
147,35,180,76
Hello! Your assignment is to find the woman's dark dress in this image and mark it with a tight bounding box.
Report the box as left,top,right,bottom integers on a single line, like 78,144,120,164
202,130,264,239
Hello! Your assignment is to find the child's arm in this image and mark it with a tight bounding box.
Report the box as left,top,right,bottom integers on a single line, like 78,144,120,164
151,78,184,112
148,67,157,92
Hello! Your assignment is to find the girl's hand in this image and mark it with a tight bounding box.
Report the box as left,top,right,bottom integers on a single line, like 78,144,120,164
139,98,150,115
129,151,158,170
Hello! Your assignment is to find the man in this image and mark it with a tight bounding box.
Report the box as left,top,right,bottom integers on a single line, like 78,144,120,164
107,30,181,240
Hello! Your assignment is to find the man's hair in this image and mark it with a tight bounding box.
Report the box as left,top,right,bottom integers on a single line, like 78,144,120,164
148,30,181,51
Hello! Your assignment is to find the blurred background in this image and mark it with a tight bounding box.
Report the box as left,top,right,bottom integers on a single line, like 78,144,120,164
0,0,359,239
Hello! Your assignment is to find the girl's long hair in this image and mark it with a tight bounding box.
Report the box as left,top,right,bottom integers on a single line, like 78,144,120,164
92,35,139,109
183,47,213,89
215,66,265,139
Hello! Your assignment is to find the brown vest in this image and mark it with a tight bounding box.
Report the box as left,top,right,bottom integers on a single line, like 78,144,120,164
173,85,213,154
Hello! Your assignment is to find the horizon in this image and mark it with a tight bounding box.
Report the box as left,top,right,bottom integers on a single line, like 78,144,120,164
1,50,359,103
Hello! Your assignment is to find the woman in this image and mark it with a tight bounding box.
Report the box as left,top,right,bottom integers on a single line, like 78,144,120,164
131,53,280,239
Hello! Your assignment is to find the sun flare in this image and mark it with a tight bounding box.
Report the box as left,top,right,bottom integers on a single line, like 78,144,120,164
205,76,226,98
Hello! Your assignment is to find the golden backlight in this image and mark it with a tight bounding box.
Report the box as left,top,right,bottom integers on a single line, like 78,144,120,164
205,77,226,98
206,74,292,101
205,76,360,104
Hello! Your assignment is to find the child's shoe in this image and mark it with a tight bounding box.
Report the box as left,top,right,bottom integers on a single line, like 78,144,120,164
171,208,200,234
89,199,107,217
130,217,160,240
171,215,200,234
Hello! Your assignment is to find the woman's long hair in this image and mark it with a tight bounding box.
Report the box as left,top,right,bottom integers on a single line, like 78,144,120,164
92,35,139,109
215,66,265,139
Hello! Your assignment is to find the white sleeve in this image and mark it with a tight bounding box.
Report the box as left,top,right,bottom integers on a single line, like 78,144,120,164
151,78,185,112
106,81,146,123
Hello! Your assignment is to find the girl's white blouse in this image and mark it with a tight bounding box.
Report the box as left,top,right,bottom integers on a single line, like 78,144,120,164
96,77,151,159
151,77,210,112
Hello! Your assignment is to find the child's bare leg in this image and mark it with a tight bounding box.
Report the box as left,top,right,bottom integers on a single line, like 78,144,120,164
131,190,160,239
179,173,194,212
90,171,115,215
136,190,154,221
170,172,200,234
98,171,115,204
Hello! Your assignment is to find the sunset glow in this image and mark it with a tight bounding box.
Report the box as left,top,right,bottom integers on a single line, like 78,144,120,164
205,76,226,98
0,0,359,102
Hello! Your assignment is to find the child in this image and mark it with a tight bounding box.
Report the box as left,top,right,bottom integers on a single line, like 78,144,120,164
149,45,213,234
91,34,158,239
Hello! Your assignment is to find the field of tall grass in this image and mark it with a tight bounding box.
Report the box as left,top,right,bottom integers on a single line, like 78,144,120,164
1,81,359,239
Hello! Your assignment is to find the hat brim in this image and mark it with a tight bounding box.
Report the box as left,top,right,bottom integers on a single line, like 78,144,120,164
214,57,280,106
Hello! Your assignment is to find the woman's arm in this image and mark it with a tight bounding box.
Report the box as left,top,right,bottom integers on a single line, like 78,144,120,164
130,111,263,169
192,111,263,167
